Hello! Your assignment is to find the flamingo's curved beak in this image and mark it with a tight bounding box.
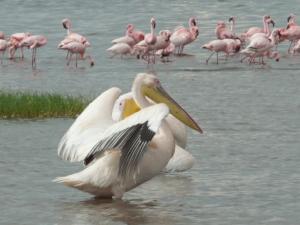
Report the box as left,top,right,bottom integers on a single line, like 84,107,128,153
191,18,197,26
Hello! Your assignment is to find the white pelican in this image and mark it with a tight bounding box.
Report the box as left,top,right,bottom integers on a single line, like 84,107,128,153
111,92,195,172
54,73,202,198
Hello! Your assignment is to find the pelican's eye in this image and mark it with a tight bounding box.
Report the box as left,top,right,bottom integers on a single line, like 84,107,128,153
154,78,160,86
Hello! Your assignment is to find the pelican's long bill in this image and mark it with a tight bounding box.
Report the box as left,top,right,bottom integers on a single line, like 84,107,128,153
142,84,203,133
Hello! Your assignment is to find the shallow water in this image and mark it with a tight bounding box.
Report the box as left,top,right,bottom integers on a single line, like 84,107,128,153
1,0,300,225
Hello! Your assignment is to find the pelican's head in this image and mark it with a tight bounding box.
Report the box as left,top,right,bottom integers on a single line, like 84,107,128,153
112,93,141,122
134,73,203,133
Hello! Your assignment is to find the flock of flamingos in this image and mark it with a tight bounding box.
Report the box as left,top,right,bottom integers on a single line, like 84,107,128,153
1,14,300,68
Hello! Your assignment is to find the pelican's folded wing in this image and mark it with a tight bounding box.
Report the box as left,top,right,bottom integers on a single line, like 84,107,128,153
58,87,122,162
84,103,170,179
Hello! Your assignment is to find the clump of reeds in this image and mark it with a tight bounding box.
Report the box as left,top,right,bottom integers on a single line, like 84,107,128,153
0,91,89,119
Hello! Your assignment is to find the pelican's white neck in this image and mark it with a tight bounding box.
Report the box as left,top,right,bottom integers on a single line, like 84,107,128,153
132,75,151,108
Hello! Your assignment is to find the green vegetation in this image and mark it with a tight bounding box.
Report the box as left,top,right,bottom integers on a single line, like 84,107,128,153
0,92,89,119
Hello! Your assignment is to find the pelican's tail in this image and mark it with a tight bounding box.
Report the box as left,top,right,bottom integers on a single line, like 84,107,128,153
54,152,122,197
53,173,84,188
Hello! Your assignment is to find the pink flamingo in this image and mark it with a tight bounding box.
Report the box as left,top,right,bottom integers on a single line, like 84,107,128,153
9,32,31,59
112,24,136,46
61,18,90,45
112,24,144,46
128,24,145,43
134,29,171,63
145,18,157,45
241,15,275,40
279,15,300,53
215,20,238,40
59,41,94,67
60,18,90,59
107,42,134,58
137,17,157,63
19,35,47,68
202,39,240,64
170,17,199,55
240,29,280,64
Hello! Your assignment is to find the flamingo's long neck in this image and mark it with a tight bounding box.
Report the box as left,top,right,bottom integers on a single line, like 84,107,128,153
189,20,196,33
263,17,267,34
230,20,236,34
150,23,155,36
66,22,72,36
266,23,272,36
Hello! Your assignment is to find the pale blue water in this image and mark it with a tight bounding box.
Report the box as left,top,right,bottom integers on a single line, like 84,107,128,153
1,0,300,225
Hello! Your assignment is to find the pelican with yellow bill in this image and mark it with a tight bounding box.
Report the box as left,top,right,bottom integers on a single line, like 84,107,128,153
55,73,202,198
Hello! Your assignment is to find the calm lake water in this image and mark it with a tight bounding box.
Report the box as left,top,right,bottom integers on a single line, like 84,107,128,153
1,0,300,224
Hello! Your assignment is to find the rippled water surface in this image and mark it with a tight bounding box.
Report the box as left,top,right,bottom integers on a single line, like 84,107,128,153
1,0,300,224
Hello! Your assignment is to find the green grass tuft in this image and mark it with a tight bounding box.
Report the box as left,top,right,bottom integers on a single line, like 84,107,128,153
0,92,89,119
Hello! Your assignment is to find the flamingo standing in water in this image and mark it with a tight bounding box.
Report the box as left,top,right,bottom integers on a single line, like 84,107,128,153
134,29,171,63
19,35,47,68
202,39,239,64
60,18,90,60
134,17,157,64
8,32,31,59
240,29,280,64
279,15,300,53
59,41,94,67
144,18,157,63
170,17,199,55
